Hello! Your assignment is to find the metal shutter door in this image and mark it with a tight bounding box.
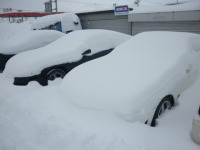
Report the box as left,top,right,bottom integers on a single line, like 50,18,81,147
88,19,129,34
132,21,200,35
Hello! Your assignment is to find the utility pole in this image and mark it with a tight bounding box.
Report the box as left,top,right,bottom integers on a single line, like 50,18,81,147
44,0,57,12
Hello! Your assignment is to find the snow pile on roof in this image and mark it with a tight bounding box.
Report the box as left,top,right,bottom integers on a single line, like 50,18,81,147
61,31,200,120
131,1,200,14
3,30,130,77
0,30,65,55
31,13,82,32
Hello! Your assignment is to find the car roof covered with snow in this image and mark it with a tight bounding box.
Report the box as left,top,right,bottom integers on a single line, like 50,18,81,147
0,30,65,55
60,31,200,120
31,13,82,33
3,29,131,77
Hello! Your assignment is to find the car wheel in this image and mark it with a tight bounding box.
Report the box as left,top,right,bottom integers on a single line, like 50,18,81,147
41,68,66,86
151,97,172,127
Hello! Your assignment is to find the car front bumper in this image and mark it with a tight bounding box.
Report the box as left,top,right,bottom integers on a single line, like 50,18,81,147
14,74,40,86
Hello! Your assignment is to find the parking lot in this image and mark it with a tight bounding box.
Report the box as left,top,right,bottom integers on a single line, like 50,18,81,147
0,19,200,150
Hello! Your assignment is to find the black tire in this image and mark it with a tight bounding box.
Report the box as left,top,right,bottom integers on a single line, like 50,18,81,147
151,97,172,127
40,68,66,86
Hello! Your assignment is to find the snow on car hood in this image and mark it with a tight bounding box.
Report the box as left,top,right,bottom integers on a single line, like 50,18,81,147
3,30,131,77
61,31,200,121
0,30,65,54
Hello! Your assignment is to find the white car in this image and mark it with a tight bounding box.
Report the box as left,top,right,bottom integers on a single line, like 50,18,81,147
3,29,131,86
191,106,200,144
0,30,65,72
61,31,200,126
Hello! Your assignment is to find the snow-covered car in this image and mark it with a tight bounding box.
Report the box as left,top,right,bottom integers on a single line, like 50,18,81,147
31,13,82,33
191,106,200,144
3,29,131,86
0,30,65,72
61,31,200,126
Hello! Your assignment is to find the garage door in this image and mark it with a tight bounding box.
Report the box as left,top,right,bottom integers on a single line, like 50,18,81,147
88,19,129,34
132,21,200,35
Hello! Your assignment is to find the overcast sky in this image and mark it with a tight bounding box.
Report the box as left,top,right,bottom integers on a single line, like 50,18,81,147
0,0,47,12
0,0,135,12
0,0,198,12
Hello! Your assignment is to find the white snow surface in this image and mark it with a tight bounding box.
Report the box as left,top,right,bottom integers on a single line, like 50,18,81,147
31,13,82,33
0,22,31,41
61,31,200,120
0,15,200,150
0,30,65,54
0,61,200,150
131,1,200,14
3,29,131,77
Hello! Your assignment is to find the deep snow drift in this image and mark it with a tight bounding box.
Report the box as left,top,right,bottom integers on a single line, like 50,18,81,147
0,3,200,149
0,65,200,150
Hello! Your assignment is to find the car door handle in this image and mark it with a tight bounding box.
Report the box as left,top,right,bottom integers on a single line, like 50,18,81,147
186,64,193,73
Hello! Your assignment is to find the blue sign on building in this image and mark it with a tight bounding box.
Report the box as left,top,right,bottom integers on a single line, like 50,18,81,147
114,5,129,16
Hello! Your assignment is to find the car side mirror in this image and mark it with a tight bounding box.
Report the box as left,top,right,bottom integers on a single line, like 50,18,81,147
74,21,79,25
82,49,91,56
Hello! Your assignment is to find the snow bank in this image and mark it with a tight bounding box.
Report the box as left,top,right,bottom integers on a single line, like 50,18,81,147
3,29,131,77
131,1,200,14
31,13,82,33
0,63,200,150
61,31,200,121
0,30,65,54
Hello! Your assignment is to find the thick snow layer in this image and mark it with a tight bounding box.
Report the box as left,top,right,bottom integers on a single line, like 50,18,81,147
0,3,200,150
61,31,200,120
31,13,82,33
131,1,200,14
0,64,200,150
0,30,65,54
3,29,131,77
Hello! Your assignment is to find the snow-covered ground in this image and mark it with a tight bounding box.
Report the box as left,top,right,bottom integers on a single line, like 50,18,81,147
0,9,200,150
0,59,200,150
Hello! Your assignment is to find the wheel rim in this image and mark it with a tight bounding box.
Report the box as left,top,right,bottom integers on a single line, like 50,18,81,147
158,101,171,117
48,71,65,81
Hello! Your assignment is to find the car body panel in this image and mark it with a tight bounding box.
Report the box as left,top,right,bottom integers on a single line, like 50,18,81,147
3,29,131,85
191,107,200,144
14,48,113,86
61,31,200,125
